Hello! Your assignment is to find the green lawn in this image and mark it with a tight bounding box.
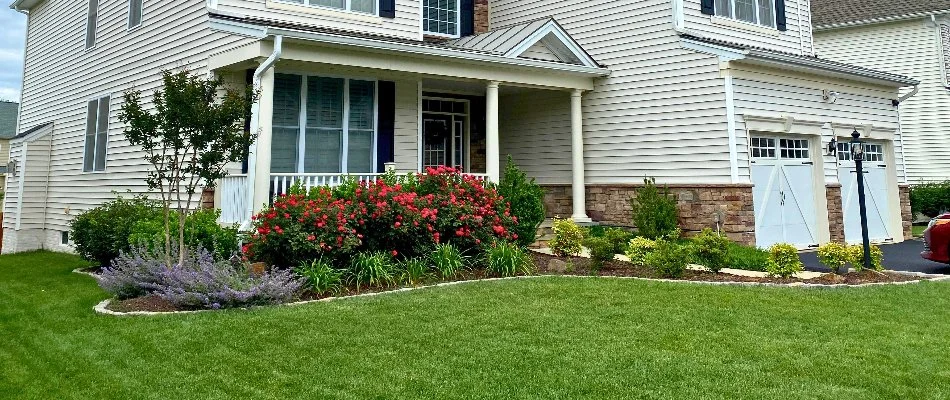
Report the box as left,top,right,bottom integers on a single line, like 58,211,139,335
2,252,950,399
913,225,928,237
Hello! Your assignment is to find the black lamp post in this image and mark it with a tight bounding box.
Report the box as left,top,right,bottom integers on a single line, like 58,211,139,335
850,129,873,270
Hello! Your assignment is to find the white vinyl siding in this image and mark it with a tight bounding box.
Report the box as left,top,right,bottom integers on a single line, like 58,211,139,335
85,0,99,49
216,0,420,40
492,0,734,185
128,0,143,29
7,0,257,242
423,0,460,37
815,19,950,182
83,96,110,172
271,73,377,174
280,0,375,15
686,0,813,55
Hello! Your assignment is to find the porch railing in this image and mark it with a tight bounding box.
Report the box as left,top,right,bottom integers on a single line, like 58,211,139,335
220,172,491,225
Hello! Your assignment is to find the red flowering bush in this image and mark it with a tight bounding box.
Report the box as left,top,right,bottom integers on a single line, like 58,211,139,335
244,167,518,268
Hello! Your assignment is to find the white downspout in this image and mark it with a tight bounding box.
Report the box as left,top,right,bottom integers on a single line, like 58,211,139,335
243,34,282,231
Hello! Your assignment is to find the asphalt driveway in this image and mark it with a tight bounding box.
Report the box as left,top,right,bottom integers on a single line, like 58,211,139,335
801,239,950,275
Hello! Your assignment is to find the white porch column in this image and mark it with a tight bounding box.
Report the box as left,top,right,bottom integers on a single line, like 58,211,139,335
252,67,276,213
486,81,500,182
570,89,591,223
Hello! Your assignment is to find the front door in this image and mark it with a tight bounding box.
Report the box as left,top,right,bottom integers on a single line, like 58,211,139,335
422,97,468,170
837,142,893,243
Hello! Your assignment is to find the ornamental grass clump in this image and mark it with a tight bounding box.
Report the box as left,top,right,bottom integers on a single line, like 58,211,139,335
396,257,430,286
348,252,396,291
295,258,344,296
430,243,467,279
484,241,534,277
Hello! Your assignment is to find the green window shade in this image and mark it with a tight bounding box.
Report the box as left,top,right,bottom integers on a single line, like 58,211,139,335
348,80,375,173
271,74,302,173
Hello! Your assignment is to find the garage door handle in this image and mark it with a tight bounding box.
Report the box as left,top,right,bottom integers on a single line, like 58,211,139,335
802,161,814,165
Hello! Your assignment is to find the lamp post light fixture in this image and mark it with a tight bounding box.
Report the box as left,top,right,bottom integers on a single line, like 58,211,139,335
850,129,873,271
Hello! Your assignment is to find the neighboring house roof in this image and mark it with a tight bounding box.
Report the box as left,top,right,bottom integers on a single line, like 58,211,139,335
208,13,606,73
680,35,919,87
0,101,18,140
811,0,950,29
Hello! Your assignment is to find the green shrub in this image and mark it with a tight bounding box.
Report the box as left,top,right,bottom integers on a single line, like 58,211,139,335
817,243,850,273
396,257,430,286
348,252,395,291
550,218,584,257
430,243,466,279
604,228,635,254
485,241,534,277
691,229,731,273
70,195,162,267
909,181,950,218
295,258,344,296
767,244,803,278
626,237,657,266
725,242,770,272
583,237,616,271
847,244,884,272
498,157,547,247
129,208,238,260
645,241,691,278
630,178,679,240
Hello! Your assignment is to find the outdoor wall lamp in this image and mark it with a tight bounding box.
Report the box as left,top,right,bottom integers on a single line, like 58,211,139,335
827,138,837,156
822,89,839,103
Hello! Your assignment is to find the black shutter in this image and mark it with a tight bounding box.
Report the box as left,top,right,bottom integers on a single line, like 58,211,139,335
775,0,787,31
376,81,396,173
461,0,475,36
379,0,395,18
701,0,715,15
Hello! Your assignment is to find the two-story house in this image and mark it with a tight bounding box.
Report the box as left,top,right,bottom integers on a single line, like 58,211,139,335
3,0,917,254
811,0,950,185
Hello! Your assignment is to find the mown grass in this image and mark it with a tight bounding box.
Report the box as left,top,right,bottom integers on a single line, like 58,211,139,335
2,251,950,399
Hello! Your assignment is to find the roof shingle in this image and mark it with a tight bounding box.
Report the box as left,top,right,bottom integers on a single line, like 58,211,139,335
0,101,19,140
811,0,950,28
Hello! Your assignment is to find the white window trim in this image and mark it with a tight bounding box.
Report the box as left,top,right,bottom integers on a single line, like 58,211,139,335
281,73,379,174
127,0,144,31
83,94,111,173
85,0,99,51
272,0,378,17
422,0,462,38
714,0,777,29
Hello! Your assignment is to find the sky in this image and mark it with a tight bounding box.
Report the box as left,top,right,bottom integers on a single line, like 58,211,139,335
0,7,26,102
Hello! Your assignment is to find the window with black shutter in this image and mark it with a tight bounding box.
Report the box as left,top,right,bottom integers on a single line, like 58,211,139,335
702,0,787,30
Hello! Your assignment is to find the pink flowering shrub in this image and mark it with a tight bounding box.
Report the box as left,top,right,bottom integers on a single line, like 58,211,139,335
244,167,519,268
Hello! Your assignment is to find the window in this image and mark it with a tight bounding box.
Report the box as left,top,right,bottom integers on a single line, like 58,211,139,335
714,0,776,28
271,74,377,174
128,0,144,29
281,0,375,14
83,96,111,172
423,0,459,36
837,142,884,162
750,137,776,159
779,139,808,159
85,0,99,49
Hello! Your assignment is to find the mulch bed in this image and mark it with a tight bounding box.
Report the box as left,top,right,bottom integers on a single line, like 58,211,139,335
102,254,932,313
531,252,924,285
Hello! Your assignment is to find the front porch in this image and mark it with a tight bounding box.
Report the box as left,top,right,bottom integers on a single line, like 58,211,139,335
209,16,610,226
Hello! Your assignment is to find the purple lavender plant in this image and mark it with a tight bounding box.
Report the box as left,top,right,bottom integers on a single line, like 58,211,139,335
98,245,304,309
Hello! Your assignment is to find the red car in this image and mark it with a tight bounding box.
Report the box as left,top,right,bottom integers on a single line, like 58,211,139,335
922,213,950,264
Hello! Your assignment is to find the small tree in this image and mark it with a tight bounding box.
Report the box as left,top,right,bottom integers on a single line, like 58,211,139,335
497,156,546,247
119,70,257,265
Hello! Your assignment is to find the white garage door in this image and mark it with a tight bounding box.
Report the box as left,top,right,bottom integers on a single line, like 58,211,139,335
750,137,819,249
837,142,893,243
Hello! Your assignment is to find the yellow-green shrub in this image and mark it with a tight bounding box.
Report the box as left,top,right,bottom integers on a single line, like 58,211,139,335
767,243,803,278
550,218,584,257
816,242,850,273
626,237,657,266
847,244,884,272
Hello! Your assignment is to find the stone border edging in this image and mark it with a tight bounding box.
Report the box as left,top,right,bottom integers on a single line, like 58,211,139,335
74,269,950,317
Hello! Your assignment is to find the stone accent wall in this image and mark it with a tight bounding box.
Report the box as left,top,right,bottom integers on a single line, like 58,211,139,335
475,0,490,33
470,137,486,173
202,188,215,210
826,184,845,243
900,184,913,240
542,184,757,245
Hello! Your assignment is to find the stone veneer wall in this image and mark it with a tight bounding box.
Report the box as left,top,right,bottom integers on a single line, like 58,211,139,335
825,185,845,243
899,185,913,240
542,184,757,245
475,0,490,33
